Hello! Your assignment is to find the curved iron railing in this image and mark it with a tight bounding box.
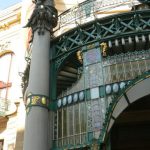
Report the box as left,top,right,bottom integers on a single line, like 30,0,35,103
0,97,12,116
51,9,150,72
54,0,140,35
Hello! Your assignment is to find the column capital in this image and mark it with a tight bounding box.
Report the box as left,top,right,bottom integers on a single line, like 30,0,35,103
25,0,58,35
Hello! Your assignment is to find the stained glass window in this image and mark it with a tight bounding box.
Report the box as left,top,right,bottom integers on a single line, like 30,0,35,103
117,63,125,81
138,60,146,74
146,59,150,70
110,64,118,83
104,66,111,84
131,61,140,78
124,62,133,80
58,110,62,138
63,108,67,137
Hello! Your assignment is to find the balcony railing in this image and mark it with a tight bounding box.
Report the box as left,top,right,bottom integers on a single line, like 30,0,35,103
54,0,140,36
0,97,13,116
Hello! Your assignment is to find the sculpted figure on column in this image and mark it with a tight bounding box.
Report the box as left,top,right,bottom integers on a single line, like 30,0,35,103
25,0,58,35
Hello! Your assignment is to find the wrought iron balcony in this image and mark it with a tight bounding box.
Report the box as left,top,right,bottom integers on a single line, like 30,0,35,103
0,97,16,116
54,0,141,36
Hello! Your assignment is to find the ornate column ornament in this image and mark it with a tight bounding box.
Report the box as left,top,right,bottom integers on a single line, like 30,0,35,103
25,0,58,35
26,93,49,114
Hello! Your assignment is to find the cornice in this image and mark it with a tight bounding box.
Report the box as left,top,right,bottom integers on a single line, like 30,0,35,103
0,3,22,18
0,13,21,31
0,50,14,57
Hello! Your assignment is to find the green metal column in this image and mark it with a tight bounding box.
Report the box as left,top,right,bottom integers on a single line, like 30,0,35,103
23,0,57,150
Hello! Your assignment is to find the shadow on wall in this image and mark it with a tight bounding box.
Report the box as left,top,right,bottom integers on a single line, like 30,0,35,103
14,128,24,150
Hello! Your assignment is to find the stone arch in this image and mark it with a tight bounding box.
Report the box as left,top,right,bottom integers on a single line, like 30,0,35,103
100,71,150,144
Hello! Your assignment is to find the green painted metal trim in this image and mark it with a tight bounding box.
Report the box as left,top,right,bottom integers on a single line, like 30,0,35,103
51,10,150,67
26,94,49,114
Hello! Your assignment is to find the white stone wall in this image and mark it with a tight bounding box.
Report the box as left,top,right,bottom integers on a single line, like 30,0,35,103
0,3,26,150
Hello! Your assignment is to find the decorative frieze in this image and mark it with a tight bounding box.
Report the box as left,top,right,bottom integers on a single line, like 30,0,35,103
26,94,49,113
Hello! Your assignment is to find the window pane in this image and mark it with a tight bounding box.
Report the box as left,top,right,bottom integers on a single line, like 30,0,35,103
104,66,111,84
124,62,132,80
110,64,117,83
131,61,140,78
145,59,150,71
117,63,125,81
138,60,146,74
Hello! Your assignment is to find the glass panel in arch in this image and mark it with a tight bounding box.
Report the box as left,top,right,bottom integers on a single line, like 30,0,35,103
124,62,132,80
104,66,111,84
131,61,140,78
110,64,118,83
116,63,125,81
74,104,80,134
63,108,67,137
145,59,150,71
58,110,62,138
138,60,146,74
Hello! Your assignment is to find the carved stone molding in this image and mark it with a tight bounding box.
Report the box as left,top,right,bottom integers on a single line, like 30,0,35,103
25,1,58,35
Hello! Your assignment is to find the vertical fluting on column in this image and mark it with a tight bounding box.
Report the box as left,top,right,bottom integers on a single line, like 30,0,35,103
23,0,57,150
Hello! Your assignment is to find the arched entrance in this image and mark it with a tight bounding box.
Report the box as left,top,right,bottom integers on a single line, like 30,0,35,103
100,72,150,150
111,94,150,150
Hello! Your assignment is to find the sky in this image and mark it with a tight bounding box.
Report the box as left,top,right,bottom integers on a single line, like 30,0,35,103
0,0,22,10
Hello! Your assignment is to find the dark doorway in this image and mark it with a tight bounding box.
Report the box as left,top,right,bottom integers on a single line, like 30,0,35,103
0,139,4,150
111,95,150,150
